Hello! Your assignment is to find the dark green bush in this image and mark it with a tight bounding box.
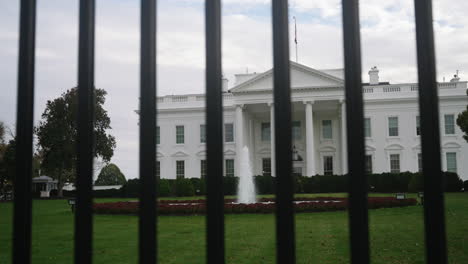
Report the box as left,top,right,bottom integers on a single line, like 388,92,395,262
174,178,195,197
464,180,468,192
408,173,423,192
223,176,238,195
443,172,463,192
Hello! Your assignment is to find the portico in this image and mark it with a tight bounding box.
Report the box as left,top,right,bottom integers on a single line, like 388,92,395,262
233,100,347,177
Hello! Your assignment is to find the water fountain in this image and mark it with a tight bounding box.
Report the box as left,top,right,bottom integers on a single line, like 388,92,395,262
237,146,256,204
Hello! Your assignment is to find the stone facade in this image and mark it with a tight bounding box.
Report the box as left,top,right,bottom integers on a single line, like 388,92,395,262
144,62,468,180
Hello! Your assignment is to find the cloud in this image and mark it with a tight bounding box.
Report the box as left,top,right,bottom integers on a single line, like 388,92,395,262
0,0,467,179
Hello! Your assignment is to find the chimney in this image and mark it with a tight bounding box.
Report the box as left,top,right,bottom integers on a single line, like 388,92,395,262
222,77,229,92
450,70,460,82
368,66,379,85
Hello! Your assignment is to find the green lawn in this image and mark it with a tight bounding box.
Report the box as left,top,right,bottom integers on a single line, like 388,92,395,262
0,193,467,264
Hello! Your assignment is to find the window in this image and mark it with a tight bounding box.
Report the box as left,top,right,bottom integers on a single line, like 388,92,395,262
200,124,206,143
201,160,207,179
176,160,185,179
225,123,234,142
176,125,184,144
446,152,457,173
292,121,301,140
225,159,234,177
322,120,332,139
157,126,160,145
418,153,422,172
262,158,271,176
323,156,333,175
364,118,371,138
388,116,399,137
444,114,455,135
156,161,160,178
261,122,270,141
365,155,372,174
390,154,400,173
416,116,420,136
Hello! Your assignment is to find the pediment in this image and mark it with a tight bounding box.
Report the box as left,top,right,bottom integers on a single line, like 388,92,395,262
385,144,404,150
365,145,376,152
224,149,236,156
157,152,165,158
443,142,461,149
171,151,189,157
230,61,343,93
257,147,271,155
319,146,336,152
196,150,206,157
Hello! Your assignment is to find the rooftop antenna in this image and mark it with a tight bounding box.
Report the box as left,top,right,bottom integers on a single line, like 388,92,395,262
293,16,298,63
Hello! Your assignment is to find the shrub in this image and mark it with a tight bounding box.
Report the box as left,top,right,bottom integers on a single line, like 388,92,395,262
223,176,238,195
444,172,463,192
157,179,172,197
464,180,468,192
408,173,423,192
174,178,195,197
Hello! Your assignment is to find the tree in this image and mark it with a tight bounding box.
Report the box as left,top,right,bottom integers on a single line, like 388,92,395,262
35,88,116,196
0,139,15,195
457,89,468,142
95,163,126,186
0,121,5,144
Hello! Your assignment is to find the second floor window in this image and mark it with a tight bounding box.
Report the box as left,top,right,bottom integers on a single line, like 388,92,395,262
200,124,206,143
261,122,270,141
322,120,332,139
176,160,185,179
225,123,234,142
444,114,455,135
388,116,399,137
364,118,371,138
176,125,184,144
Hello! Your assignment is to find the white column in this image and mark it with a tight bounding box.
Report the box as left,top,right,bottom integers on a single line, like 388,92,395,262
269,103,276,176
235,105,244,176
305,101,316,176
341,100,348,174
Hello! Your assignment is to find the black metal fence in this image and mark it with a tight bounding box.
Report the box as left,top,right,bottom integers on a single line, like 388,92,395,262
12,0,447,263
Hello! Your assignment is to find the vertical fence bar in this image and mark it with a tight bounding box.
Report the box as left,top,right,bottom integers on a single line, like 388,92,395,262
139,0,158,263
341,1,370,263
13,0,36,263
271,0,295,263
205,0,224,263
414,1,448,263
75,0,95,263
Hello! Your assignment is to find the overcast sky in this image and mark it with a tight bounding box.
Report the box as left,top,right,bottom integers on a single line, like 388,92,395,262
1,0,466,179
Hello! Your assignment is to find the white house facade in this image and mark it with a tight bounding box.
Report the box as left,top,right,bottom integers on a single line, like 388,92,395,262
147,62,468,180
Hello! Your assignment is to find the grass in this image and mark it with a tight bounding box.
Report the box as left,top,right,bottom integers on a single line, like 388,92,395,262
0,193,467,264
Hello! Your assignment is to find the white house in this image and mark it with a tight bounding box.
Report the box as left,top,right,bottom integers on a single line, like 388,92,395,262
145,62,468,180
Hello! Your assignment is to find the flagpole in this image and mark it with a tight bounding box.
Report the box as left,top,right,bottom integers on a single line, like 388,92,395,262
293,16,298,63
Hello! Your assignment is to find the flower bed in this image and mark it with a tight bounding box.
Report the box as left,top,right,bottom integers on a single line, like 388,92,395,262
93,197,417,215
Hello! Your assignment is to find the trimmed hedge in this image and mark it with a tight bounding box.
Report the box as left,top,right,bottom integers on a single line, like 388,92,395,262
464,180,468,192
64,171,465,198
93,197,417,215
